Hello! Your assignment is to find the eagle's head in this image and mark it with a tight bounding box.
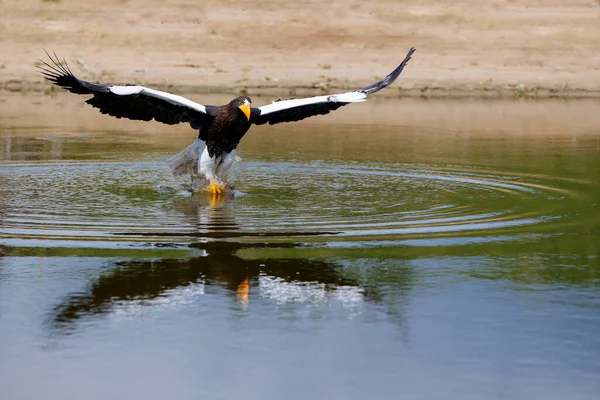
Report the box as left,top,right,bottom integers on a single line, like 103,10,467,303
232,96,252,121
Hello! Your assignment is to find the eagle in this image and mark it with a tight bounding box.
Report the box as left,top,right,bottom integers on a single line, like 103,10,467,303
38,47,415,194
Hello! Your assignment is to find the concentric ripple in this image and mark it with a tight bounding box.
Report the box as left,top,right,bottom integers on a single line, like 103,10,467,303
0,159,583,247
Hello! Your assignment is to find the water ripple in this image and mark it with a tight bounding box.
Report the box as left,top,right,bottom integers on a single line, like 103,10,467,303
0,159,583,247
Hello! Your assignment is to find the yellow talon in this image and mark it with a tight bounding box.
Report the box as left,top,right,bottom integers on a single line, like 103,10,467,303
201,180,233,204
209,180,224,195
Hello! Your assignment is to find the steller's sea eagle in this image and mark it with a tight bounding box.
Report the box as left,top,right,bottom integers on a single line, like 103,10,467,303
38,47,415,195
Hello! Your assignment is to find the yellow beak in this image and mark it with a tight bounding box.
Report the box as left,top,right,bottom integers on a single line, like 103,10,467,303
239,103,251,121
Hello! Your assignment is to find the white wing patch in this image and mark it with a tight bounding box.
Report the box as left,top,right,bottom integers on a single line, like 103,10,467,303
334,91,368,103
258,91,366,115
109,85,144,96
108,85,207,114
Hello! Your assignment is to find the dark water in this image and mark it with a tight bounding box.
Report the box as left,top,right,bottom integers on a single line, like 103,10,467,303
1,94,600,399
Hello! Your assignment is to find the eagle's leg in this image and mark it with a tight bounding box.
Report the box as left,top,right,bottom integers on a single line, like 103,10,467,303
200,147,223,194
200,147,237,195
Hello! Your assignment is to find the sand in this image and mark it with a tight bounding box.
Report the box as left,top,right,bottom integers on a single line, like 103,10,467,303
1,0,600,97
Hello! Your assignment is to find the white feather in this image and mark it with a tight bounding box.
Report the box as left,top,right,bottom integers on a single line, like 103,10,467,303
199,147,239,185
334,91,367,103
108,86,207,113
108,85,144,95
199,147,216,181
258,91,367,115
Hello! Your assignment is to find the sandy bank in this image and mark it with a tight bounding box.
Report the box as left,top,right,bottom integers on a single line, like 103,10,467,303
2,0,600,98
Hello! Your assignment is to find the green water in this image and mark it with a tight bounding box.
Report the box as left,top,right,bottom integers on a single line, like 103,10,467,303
0,94,599,399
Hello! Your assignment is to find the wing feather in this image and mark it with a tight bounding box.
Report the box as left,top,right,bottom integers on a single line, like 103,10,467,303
251,47,415,126
358,47,415,94
38,51,212,129
251,93,363,126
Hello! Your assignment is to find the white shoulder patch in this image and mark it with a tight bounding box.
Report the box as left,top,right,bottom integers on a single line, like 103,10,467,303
108,85,207,114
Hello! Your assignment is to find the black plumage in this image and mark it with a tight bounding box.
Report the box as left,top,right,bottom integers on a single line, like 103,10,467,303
38,47,415,180
39,51,212,131
204,98,252,157
250,101,346,126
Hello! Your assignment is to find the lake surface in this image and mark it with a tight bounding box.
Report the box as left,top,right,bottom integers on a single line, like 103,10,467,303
1,93,599,399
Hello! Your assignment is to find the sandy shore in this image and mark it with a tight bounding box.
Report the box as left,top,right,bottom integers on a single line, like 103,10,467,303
2,0,600,98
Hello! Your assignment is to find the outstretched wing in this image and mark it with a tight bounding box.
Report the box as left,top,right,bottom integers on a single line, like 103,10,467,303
250,47,415,126
38,51,214,130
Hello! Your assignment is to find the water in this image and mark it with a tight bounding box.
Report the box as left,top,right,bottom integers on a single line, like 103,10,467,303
1,93,599,399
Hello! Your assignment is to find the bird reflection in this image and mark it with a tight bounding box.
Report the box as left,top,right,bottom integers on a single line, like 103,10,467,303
49,194,372,333
49,241,365,332
48,194,415,340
